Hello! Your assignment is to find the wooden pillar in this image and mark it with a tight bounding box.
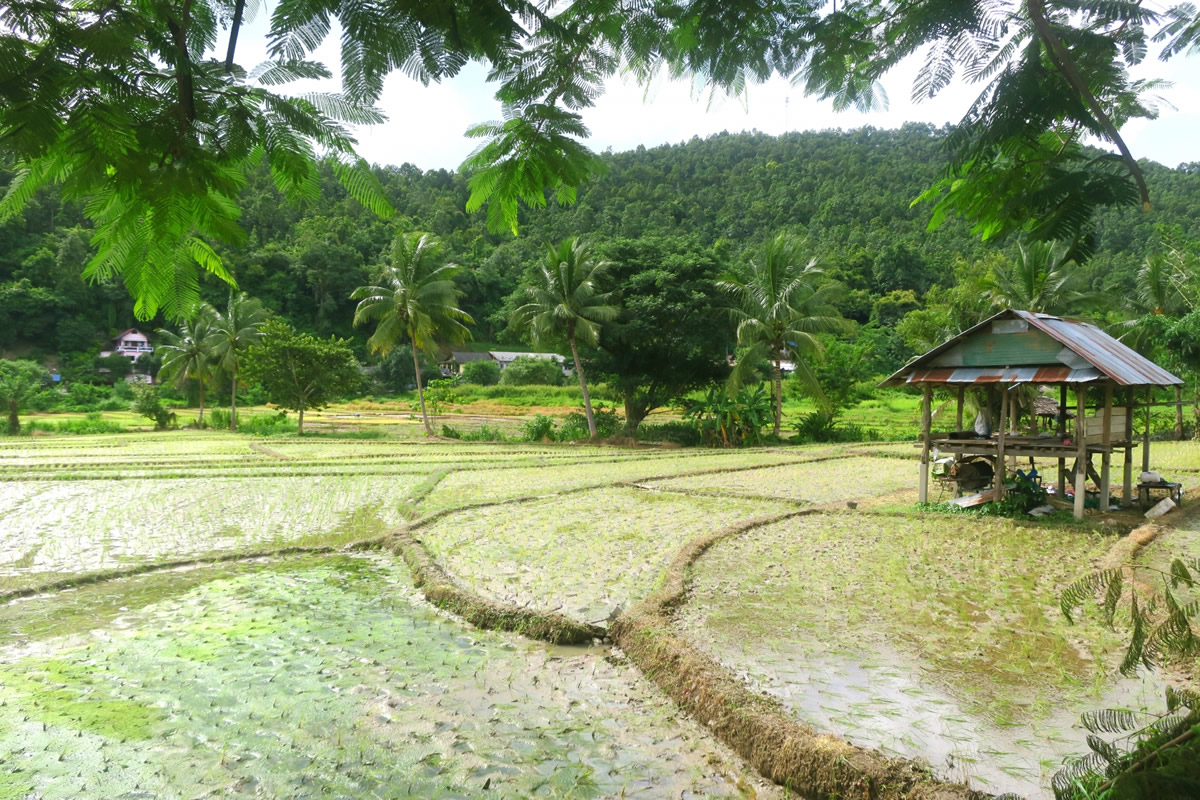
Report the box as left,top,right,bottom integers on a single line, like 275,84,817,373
1143,387,1152,474
1100,382,1113,510
1074,385,1088,519
919,384,932,503
1008,390,1018,470
955,386,964,432
1057,384,1067,497
996,387,1008,500
1176,386,1185,441
1123,389,1134,506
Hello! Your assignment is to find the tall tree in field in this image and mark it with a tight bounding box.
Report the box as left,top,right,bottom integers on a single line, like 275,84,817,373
512,238,618,439
588,237,731,437
210,293,269,430
156,307,218,426
242,320,361,434
0,359,49,435
986,241,1089,315
719,233,850,438
351,232,473,436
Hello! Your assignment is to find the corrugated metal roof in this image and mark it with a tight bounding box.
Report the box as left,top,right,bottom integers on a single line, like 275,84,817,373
902,366,1104,384
881,309,1183,387
1015,311,1181,386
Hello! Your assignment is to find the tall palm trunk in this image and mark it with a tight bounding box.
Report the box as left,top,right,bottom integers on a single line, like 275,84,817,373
298,408,305,436
771,357,783,438
198,382,205,426
569,332,597,439
230,374,238,431
411,331,432,436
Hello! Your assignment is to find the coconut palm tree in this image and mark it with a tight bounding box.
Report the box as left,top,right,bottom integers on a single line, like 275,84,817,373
511,237,619,439
209,293,269,430
986,241,1090,314
156,306,219,426
719,232,851,438
351,232,473,436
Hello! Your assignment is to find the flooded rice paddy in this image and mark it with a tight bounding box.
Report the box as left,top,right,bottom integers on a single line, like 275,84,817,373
676,512,1170,797
0,554,768,798
1,433,1195,798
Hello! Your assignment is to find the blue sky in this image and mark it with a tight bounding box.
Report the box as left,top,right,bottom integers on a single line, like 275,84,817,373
237,12,1198,172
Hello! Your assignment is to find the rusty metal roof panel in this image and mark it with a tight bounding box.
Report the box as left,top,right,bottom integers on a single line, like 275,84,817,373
1015,311,1183,386
881,310,1183,387
903,366,1104,384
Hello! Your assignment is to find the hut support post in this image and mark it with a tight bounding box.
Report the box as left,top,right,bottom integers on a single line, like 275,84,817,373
996,387,1007,501
1177,386,1184,440
1074,385,1088,519
919,384,932,504
1123,389,1133,506
1057,384,1067,497
1100,383,1113,510
1143,387,1152,474
956,387,964,432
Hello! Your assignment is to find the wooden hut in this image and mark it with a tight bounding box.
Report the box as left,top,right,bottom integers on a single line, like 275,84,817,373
880,310,1184,519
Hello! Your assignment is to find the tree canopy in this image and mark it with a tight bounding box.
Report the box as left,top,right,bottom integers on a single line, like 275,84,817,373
3,1,1196,315
242,319,361,434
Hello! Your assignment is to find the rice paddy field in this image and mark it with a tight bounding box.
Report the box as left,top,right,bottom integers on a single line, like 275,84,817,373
1,431,1196,799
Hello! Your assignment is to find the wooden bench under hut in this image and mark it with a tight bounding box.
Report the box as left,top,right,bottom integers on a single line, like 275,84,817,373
880,310,1185,519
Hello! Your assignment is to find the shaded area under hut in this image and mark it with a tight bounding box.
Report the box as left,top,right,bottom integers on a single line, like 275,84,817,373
881,310,1185,519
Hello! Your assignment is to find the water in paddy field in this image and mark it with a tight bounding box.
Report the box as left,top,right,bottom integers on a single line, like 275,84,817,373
0,554,771,800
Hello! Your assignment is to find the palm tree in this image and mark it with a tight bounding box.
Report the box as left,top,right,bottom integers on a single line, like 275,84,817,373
719,232,851,438
351,232,473,436
209,293,269,430
511,238,619,439
986,241,1089,314
156,306,218,426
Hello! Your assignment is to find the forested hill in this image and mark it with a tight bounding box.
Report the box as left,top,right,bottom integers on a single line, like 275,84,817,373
4,124,1199,368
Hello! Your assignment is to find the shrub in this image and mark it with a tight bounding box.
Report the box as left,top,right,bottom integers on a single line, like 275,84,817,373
238,412,297,436
559,404,622,440
460,424,507,442
26,388,61,412
49,413,125,435
65,382,111,411
636,421,702,447
684,386,772,447
440,424,463,439
130,385,176,430
460,360,500,386
498,356,565,386
791,410,879,444
208,408,231,430
520,414,558,442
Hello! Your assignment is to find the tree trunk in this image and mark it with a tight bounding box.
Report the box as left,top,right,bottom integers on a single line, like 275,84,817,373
771,358,783,438
298,408,304,436
7,398,18,436
569,334,597,439
198,382,205,427
230,374,238,430
622,391,648,438
411,334,432,436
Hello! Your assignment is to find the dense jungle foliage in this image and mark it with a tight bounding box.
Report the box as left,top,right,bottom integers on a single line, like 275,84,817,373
3,125,1199,381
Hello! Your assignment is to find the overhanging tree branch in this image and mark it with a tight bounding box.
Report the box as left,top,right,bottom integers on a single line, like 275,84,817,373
1026,0,1151,211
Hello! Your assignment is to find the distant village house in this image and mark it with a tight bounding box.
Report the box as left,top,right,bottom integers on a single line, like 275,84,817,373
441,350,569,377
99,329,154,363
